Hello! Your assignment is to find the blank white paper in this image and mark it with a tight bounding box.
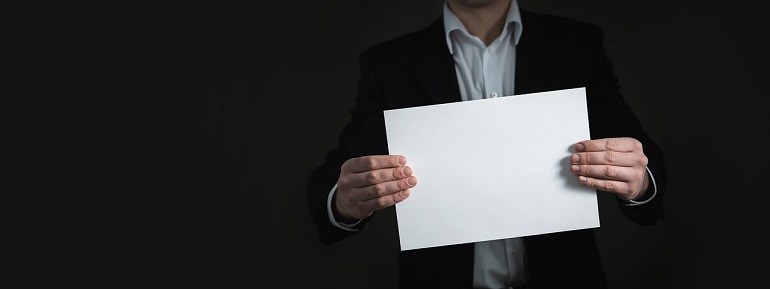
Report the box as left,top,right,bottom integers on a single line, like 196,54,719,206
384,87,599,251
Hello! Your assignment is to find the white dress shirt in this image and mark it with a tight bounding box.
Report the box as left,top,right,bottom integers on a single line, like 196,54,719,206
327,0,658,288
443,2,528,288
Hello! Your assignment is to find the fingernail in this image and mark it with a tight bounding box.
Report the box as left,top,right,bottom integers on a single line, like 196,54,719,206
571,154,580,163
578,176,587,182
575,143,585,151
398,156,407,165
401,166,412,177
571,165,580,172
400,190,409,198
406,177,416,186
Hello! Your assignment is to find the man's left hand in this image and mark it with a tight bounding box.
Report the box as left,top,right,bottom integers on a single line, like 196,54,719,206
570,137,650,201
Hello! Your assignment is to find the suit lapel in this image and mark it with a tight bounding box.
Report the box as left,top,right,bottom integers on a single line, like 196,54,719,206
409,19,463,105
515,10,559,95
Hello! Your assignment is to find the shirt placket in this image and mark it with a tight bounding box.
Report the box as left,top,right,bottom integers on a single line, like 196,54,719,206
483,41,502,99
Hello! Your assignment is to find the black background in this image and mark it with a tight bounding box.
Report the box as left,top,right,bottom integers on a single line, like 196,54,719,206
2,0,768,288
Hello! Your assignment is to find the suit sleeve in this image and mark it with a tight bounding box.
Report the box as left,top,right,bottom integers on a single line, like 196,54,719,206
583,26,668,226
306,51,390,244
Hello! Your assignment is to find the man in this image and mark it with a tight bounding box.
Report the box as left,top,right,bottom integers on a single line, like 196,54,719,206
308,0,667,288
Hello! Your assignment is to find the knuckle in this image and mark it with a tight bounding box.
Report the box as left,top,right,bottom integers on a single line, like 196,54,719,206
605,166,618,177
396,180,407,191
376,197,389,208
620,184,633,197
639,155,649,166
605,151,617,163
337,177,349,188
373,184,386,196
365,171,379,184
365,158,378,170
627,185,637,196
605,140,618,150
341,160,352,172
604,181,613,190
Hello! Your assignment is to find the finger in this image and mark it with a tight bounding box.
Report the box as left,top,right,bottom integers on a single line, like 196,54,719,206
343,166,413,188
571,151,647,167
356,176,417,201
343,155,407,173
577,175,631,195
575,138,642,153
570,164,638,183
361,189,412,212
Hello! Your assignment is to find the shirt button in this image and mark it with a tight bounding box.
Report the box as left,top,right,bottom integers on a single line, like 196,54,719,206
490,92,498,98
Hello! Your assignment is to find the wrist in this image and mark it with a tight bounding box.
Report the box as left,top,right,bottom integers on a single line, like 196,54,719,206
332,191,359,224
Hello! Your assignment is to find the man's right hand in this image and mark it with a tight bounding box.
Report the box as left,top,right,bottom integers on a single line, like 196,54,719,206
333,155,417,223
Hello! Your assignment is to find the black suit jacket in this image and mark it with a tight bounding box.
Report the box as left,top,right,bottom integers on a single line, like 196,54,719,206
308,9,667,289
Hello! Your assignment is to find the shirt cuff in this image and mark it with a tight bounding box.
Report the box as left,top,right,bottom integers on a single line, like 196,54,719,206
622,166,658,206
327,184,362,231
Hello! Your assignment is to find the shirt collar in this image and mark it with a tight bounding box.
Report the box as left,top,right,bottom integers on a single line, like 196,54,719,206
443,0,523,54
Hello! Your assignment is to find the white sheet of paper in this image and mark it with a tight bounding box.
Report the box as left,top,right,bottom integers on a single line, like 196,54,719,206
384,87,599,251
